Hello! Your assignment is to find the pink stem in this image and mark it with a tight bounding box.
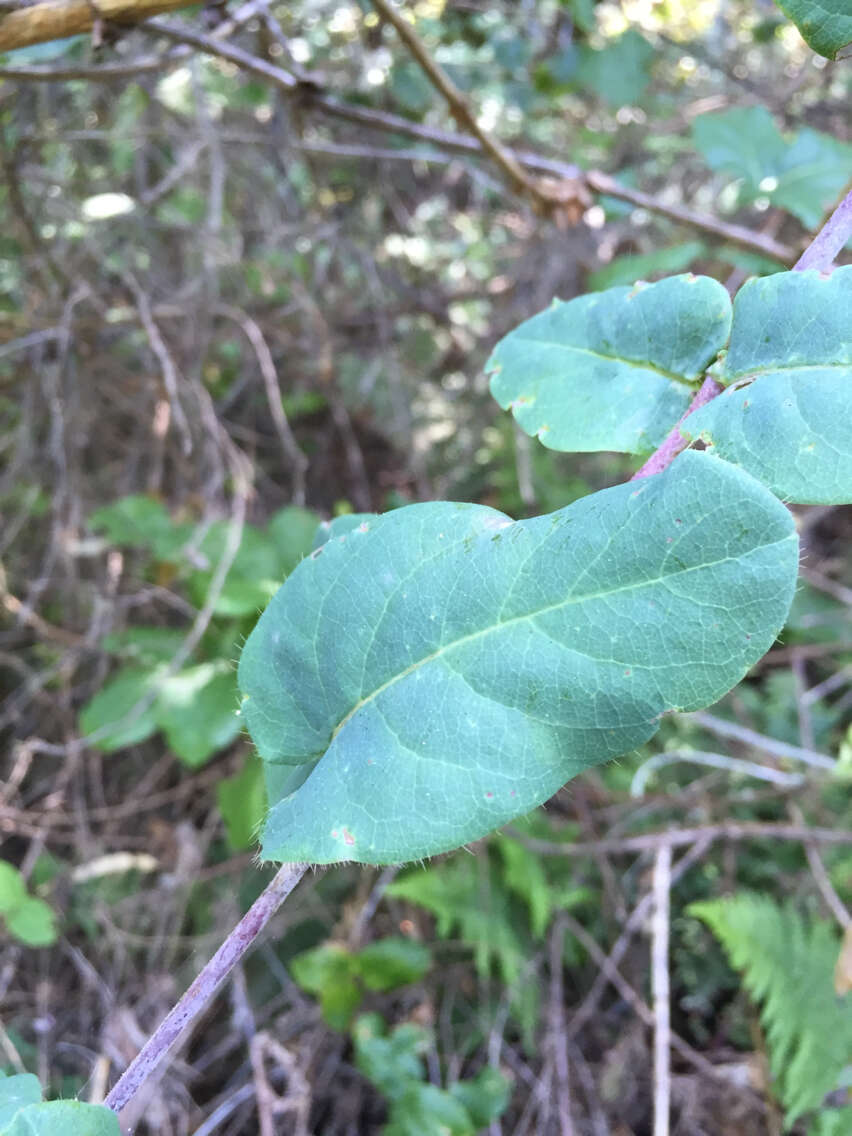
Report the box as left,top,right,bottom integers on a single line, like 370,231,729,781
631,376,723,481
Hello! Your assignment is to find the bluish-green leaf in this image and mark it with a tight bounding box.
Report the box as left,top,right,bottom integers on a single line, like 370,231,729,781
487,275,731,455
575,29,654,106
0,1074,41,1128
692,109,852,228
686,269,852,504
774,0,852,59
312,514,377,551
1,1100,121,1136
239,451,797,865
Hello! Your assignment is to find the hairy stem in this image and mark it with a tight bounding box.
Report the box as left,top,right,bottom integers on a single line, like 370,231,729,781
104,862,309,1116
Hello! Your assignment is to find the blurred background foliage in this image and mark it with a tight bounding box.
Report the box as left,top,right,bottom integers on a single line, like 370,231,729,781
0,0,850,1132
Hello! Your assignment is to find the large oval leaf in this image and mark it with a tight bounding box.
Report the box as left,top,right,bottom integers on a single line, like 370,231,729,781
487,274,731,455
686,268,852,504
239,452,797,865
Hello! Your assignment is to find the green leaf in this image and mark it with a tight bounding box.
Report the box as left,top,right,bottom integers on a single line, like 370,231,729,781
686,268,852,504
78,667,161,752
187,523,285,616
356,938,431,991
312,514,377,551
448,1067,512,1129
289,944,362,1029
1,1100,121,1136
388,856,527,984
0,1073,41,1127
239,451,797,865
384,1083,474,1136
0,863,26,915
493,837,552,938
692,107,787,192
216,753,267,851
5,897,56,947
154,662,241,767
692,109,852,227
89,496,189,561
352,1013,430,1100
587,241,706,292
266,506,320,573
691,894,852,1122
774,0,852,59
101,627,185,666
575,29,654,106
487,275,731,455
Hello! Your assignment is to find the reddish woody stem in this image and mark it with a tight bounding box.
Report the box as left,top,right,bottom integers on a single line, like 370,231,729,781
631,375,723,481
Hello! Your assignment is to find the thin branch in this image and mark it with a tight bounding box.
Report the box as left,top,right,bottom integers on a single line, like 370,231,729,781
518,822,852,858
369,0,542,203
0,0,194,52
631,375,723,481
689,711,835,771
630,748,805,797
138,21,796,265
651,846,672,1136
794,186,852,272
104,863,309,1115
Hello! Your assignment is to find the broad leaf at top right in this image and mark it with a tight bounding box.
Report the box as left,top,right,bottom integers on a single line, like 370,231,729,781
684,267,852,505
774,0,852,60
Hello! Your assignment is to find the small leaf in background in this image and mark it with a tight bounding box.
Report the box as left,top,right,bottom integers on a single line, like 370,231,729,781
101,627,186,666
356,938,431,992
493,837,552,939
488,274,731,455
216,753,267,851
686,267,852,504
78,667,161,752
774,0,852,59
352,1013,430,1100
449,1066,512,1129
384,1083,474,1136
692,108,852,228
187,522,284,616
587,241,707,292
0,863,27,914
266,506,321,572
290,944,362,1029
574,29,655,106
88,495,190,561
241,452,797,865
155,662,241,768
5,897,56,948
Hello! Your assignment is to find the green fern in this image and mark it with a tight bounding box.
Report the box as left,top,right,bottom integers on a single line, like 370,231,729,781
690,893,852,1126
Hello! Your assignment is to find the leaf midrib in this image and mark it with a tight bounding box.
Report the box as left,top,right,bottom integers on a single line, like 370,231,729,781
500,337,700,386
330,530,793,742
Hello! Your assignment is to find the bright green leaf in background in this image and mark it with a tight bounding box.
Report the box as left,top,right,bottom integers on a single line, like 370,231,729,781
587,241,707,292
774,0,852,59
240,452,797,865
691,893,852,1123
0,862,57,948
487,274,731,455
89,495,191,561
692,107,852,228
216,753,267,850
154,662,242,768
686,268,852,504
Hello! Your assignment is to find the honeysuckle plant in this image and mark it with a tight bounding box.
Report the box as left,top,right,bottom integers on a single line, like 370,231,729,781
2,1,850,1130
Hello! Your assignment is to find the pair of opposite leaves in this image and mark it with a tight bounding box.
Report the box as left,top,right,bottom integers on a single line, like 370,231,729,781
240,269,851,866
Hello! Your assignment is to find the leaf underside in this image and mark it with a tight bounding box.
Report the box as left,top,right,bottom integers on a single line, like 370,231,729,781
239,452,797,865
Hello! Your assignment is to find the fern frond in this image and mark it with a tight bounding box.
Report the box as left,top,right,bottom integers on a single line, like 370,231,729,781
690,893,852,1126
